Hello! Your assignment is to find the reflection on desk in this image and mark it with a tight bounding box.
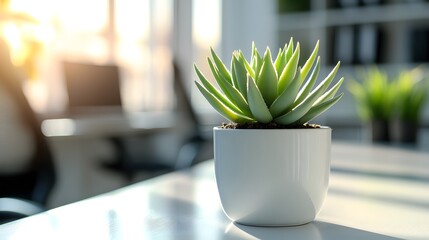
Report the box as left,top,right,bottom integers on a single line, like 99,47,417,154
1,142,428,239
41,111,175,138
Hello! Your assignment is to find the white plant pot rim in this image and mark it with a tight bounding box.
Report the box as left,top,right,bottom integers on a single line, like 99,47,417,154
214,125,331,131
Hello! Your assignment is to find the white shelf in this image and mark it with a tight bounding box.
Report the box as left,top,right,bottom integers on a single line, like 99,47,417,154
278,2,429,31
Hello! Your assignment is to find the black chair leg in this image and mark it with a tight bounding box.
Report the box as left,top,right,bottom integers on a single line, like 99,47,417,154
101,137,135,182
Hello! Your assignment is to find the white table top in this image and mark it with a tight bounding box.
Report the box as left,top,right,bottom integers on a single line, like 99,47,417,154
40,111,175,138
1,142,429,239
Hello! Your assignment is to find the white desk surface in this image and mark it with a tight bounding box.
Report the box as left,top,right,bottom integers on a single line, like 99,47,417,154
1,142,429,239
40,111,176,138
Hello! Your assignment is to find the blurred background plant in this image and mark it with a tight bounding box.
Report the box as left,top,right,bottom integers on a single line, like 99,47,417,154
391,67,428,143
348,66,396,142
348,66,428,143
394,68,428,123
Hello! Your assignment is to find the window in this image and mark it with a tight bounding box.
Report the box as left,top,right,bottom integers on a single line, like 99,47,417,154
1,0,174,113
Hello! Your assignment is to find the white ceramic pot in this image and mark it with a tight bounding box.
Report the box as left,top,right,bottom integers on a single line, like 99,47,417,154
214,126,331,226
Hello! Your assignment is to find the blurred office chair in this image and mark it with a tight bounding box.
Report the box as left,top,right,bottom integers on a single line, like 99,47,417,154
171,61,206,169
62,60,206,181
0,39,56,223
99,60,206,181
62,61,170,180
62,61,135,177
0,198,44,224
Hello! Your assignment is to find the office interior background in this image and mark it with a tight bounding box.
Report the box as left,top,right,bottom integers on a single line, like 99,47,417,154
0,0,429,208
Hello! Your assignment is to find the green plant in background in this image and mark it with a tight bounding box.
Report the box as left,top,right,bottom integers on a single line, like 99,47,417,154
348,66,396,122
194,39,344,127
348,66,428,143
394,68,428,123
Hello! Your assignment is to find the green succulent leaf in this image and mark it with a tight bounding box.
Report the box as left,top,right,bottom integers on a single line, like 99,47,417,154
274,43,287,76
230,54,239,88
219,81,253,117
277,42,300,94
251,43,264,84
269,68,302,118
207,59,252,117
208,58,235,101
237,50,255,79
247,76,273,123
311,61,341,95
300,40,319,81
232,55,248,99
295,93,344,125
294,57,320,107
252,53,263,83
195,81,252,123
194,64,247,115
274,61,340,125
257,47,278,106
314,77,344,105
210,47,232,84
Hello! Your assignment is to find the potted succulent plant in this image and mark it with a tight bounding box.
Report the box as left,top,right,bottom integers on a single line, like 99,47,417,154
194,39,344,226
348,66,396,142
391,68,428,143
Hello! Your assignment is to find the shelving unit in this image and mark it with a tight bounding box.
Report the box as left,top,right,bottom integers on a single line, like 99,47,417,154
279,2,429,29
277,0,429,131
278,1,429,64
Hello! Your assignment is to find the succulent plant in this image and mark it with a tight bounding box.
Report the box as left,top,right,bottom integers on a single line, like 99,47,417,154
194,39,344,127
348,66,397,122
393,67,427,123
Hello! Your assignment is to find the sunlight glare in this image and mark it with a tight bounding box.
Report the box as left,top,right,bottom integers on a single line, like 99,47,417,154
115,0,149,40
56,0,107,32
2,24,23,65
8,0,54,22
193,0,221,48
